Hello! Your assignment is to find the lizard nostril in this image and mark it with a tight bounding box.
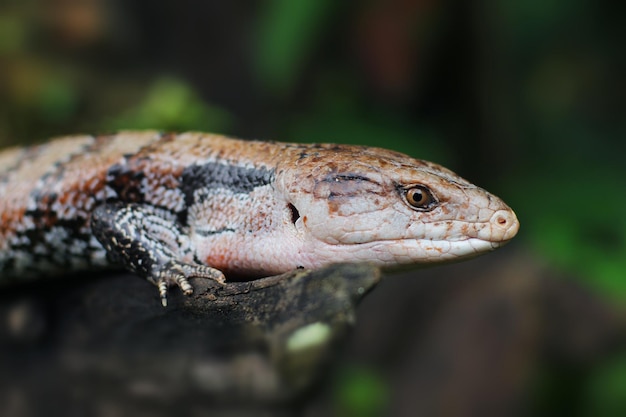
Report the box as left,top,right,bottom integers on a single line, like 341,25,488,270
490,209,520,242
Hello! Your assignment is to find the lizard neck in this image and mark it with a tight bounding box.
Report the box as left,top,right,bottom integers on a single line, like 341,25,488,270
187,177,309,276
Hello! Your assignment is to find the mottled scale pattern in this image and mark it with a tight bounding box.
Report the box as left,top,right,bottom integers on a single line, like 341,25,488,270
0,131,285,280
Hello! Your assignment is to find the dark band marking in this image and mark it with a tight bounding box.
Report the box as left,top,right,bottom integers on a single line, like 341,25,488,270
325,174,373,183
106,162,147,203
195,227,236,237
180,162,274,206
313,172,385,205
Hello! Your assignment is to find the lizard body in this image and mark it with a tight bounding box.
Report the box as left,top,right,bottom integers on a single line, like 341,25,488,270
0,131,519,304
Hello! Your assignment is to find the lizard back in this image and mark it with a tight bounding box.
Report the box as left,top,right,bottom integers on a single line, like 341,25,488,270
0,131,284,279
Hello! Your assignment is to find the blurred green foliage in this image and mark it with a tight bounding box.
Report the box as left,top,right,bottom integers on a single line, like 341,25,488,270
254,0,336,96
0,14,26,54
333,366,388,417
287,75,449,163
107,77,233,132
37,75,80,123
508,170,626,300
584,354,626,416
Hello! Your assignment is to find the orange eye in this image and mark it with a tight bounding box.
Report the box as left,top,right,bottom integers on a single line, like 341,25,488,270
405,186,436,210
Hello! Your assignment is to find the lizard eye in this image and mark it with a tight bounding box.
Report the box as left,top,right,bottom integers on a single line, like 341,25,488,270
404,185,437,210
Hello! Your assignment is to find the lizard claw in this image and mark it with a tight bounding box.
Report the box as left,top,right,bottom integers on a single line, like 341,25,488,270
158,280,169,307
155,261,226,307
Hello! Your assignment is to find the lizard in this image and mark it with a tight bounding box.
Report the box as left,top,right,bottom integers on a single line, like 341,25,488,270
0,131,519,306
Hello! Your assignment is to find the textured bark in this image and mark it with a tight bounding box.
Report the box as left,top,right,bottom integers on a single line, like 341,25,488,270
0,263,381,417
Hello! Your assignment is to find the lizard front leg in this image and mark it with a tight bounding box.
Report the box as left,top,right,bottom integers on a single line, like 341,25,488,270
90,202,225,306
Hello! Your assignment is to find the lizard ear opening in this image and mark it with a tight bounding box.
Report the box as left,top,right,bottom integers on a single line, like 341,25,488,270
287,203,300,224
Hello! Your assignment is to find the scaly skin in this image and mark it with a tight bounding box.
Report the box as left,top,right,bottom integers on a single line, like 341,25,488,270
0,131,519,304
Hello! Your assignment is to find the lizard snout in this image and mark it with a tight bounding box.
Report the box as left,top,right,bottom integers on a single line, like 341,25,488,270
485,209,519,243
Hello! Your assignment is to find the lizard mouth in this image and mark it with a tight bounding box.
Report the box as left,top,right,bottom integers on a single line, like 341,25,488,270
410,237,503,261
312,235,511,268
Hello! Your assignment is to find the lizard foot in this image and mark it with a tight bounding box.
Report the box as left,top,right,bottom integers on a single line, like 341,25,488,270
91,203,227,306
155,261,226,307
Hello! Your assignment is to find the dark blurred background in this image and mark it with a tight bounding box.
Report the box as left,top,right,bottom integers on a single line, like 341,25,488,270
0,0,624,416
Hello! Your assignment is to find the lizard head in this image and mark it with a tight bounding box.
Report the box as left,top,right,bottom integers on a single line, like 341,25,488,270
277,144,519,268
